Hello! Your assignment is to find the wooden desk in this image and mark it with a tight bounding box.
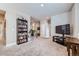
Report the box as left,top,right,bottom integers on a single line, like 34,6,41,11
65,37,79,56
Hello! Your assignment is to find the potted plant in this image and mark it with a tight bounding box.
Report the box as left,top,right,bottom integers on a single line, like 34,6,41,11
29,29,36,36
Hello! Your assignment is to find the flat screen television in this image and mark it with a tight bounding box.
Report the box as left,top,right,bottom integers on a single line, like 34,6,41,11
56,24,70,35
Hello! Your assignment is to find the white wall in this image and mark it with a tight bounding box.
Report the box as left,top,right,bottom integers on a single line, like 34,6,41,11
51,12,71,36
76,4,79,38
70,4,76,37
5,10,17,46
51,3,79,38
40,20,50,38
0,4,31,47
71,4,79,37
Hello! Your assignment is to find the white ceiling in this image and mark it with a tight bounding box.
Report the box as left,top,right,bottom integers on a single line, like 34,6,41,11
0,3,73,20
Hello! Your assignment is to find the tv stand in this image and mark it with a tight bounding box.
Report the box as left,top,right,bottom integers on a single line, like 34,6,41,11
53,35,65,45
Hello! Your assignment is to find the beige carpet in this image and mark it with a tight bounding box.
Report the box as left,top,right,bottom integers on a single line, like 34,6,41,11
0,37,68,56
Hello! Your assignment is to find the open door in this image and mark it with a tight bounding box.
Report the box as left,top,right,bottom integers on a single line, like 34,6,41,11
0,10,6,46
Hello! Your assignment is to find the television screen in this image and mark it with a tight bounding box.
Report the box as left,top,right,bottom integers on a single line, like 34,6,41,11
56,24,70,35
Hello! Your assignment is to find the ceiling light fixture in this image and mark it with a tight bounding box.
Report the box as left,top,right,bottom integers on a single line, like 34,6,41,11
41,4,44,7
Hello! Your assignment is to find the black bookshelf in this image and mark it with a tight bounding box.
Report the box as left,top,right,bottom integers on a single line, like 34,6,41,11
17,18,28,45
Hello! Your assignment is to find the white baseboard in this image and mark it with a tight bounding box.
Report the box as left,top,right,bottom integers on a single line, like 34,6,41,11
40,36,51,38
6,42,16,47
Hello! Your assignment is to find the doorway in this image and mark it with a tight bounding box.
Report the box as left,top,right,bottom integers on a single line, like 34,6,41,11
0,10,6,46
30,17,40,37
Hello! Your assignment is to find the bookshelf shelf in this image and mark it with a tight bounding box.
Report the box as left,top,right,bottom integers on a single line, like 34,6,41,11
17,18,28,45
